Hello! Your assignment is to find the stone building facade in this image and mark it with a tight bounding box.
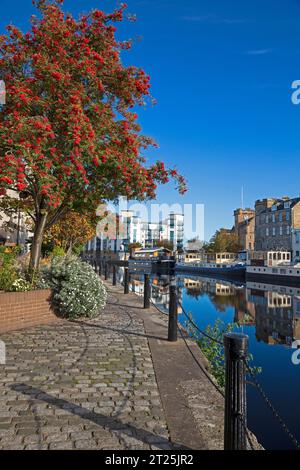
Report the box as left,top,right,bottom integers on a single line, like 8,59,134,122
254,197,300,254
234,208,255,251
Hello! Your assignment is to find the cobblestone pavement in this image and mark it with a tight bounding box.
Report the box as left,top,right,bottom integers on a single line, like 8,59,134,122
0,290,176,450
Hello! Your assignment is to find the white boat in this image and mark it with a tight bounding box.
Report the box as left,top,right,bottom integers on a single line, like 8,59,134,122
176,261,246,279
246,251,300,286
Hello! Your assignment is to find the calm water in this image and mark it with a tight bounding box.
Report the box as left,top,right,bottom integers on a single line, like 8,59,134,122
127,271,300,450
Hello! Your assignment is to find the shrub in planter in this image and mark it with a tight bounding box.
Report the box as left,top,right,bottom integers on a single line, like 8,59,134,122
41,256,107,318
51,246,66,258
11,278,32,292
0,247,18,291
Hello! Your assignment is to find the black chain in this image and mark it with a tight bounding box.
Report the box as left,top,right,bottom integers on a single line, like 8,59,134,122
150,299,168,316
244,359,300,450
178,301,224,346
149,298,225,398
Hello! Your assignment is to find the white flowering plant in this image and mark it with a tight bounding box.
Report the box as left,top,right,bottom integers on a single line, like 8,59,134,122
11,278,32,292
40,256,107,319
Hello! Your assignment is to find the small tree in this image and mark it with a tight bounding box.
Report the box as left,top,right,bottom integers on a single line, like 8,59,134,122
47,210,96,254
0,0,186,272
205,229,239,253
155,239,174,251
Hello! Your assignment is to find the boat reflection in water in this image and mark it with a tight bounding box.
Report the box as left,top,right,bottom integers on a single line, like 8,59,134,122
129,273,183,315
128,270,300,348
181,275,300,347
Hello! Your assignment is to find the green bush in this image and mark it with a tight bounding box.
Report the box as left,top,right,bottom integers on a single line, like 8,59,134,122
51,246,66,257
185,317,262,390
40,256,107,318
0,247,18,291
0,262,18,291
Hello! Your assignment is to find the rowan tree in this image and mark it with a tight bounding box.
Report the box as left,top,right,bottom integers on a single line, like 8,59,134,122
0,0,186,271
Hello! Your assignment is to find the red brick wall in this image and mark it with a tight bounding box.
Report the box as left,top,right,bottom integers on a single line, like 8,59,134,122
0,289,60,333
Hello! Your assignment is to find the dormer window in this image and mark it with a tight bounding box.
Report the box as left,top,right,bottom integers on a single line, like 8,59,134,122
284,201,291,209
272,204,277,211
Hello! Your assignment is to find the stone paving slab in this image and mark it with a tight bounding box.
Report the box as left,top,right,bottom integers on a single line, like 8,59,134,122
0,290,176,450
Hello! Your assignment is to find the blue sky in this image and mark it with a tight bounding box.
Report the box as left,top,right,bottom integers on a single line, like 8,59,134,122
1,0,300,240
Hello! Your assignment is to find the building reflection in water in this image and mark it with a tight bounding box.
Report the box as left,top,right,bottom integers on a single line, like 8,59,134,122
125,269,300,348
181,276,300,348
245,283,300,346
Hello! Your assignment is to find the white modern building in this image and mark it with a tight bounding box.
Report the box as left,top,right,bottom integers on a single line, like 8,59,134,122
87,211,184,255
167,213,184,251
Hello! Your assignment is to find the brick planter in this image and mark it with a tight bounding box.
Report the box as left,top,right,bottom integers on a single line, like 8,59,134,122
0,289,60,333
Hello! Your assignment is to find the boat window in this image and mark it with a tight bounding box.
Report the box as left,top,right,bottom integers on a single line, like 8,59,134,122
278,253,281,260
273,253,276,260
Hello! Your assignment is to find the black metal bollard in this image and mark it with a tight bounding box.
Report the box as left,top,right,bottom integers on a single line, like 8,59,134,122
124,267,129,294
112,265,117,286
144,274,151,309
168,278,178,342
104,261,108,280
223,333,249,451
99,259,102,276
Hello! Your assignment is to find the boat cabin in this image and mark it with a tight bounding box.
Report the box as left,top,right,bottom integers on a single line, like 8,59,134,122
247,251,292,267
206,252,237,265
132,247,173,260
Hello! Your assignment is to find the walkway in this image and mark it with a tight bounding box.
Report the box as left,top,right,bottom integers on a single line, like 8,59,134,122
0,283,226,450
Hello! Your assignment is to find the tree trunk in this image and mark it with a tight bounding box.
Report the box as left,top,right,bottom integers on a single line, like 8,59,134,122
29,212,48,273
66,242,73,256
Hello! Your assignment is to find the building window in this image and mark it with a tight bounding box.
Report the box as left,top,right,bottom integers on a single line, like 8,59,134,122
279,226,283,236
266,228,269,236
287,226,290,235
272,214,276,223
273,227,276,236
279,213,283,222
266,215,269,224
286,212,290,222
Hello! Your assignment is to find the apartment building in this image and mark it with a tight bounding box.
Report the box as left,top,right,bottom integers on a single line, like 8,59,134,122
168,213,184,252
88,211,184,254
254,197,300,254
234,208,255,251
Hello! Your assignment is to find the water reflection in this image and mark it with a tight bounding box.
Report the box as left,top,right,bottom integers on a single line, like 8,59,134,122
129,273,183,314
182,276,300,347
126,270,300,348
123,270,300,448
